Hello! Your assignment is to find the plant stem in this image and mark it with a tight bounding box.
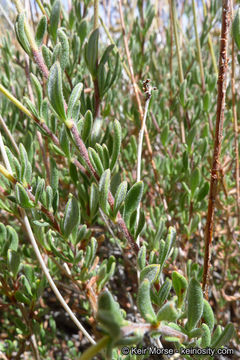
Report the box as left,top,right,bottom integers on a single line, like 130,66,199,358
202,0,231,297
118,0,171,222
230,4,240,225
35,0,47,16
202,0,218,75
94,0,99,30
170,0,185,143
136,86,152,247
192,0,206,92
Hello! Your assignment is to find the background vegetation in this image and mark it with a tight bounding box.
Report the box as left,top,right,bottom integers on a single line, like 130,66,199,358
0,0,239,359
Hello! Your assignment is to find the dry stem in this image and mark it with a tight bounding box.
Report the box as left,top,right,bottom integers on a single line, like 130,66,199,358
202,0,231,297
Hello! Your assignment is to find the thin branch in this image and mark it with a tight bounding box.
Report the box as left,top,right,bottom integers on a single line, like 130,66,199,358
202,0,231,297
118,0,171,222
136,81,152,248
230,3,240,225
170,0,186,143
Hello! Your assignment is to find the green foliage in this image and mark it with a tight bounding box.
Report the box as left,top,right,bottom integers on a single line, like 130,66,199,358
0,0,237,359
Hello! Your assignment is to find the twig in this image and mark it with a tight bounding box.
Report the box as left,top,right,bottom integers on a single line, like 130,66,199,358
230,3,240,225
94,0,99,30
118,0,171,222
170,0,186,143
201,0,218,75
192,0,206,92
0,115,19,155
136,80,153,248
202,0,231,297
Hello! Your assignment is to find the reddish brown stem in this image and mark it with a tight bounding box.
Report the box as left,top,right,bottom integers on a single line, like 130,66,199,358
202,0,231,297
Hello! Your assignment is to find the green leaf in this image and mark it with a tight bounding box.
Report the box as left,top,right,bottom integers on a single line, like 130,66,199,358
186,278,203,331
89,183,99,219
50,158,59,196
15,183,34,208
99,44,114,67
15,290,30,305
82,110,93,142
42,45,52,68
124,181,143,223
190,168,200,195
7,250,21,279
211,323,235,349
140,264,161,283
84,29,99,78
99,169,110,214
157,301,179,322
7,226,19,251
57,28,70,70
59,125,70,157
49,0,61,42
110,120,122,170
233,8,240,51
113,181,127,217
159,227,176,269
97,290,125,338
137,279,157,325
62,195,80,238
172,271,188,308
200,323,211,347
157,278,172,307
135,210,145,237
34,178,45,204
202,299,214,332
137,245,146,270
67,83,83,119
47,62,66,121
197,182,209,202
35,15,47,47
15,13,31,55
89,147,104,176
30,74,43,115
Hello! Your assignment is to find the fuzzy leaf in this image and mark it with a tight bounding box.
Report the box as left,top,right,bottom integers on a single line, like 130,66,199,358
67,83,83,119
157,301,179,322
137,279,157,325
57,28,69,70
47,62,66,121
157,278,172,307
99,169,110,214
211,323,235,349
49,0,61,42
110,120,122,170
62,195,80,238
202,299,214,332
186,278,203,331
7,250,21,279
172,271,188,308
113,181,127,217
82,110,93,142
124,181,143,222
84,29,99,78
15,183,34,208
140,264,161,284
35,15,47,47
